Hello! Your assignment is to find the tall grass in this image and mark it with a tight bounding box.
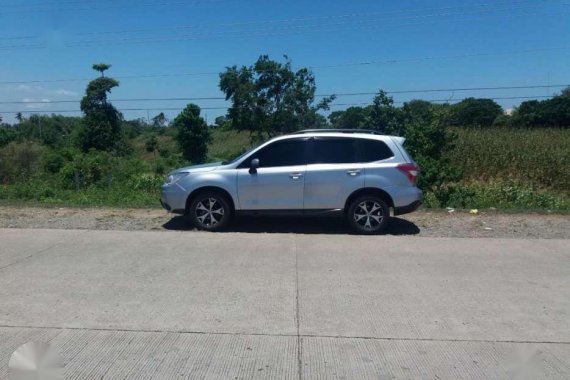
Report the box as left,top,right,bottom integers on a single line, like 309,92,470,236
448,127,570,193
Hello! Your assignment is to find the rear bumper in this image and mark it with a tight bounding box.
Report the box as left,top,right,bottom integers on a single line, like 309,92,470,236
393,200,422,216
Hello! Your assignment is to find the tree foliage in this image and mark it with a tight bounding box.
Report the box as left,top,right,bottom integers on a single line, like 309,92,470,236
79,65,123,152
329,106,370,129
173,104,211,164
92,63,112,77
450,98,503,127
367,90,402,134
219,55,334,138
511,88,570,127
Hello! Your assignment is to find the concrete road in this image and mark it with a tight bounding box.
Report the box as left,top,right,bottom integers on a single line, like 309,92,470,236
0,228,569,379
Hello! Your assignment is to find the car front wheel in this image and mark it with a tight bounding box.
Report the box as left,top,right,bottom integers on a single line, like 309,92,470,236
346,195,389,234
188,191,232,231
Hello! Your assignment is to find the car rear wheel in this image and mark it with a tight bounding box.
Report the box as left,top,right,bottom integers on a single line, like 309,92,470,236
346,195,389,234
188,191,232,231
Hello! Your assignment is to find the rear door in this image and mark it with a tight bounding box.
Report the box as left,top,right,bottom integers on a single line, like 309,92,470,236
237,138,308,210
303,137,365,210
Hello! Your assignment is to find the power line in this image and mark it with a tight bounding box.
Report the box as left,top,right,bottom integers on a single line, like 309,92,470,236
0,0,233,14
0,43,45,51
73,0,562,37
1,46,567,85
1,95,555,114
2,84,568,105
2,1,565,49
65,6,569,48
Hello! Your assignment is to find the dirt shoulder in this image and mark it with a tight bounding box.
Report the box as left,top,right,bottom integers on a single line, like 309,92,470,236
0,206,568,239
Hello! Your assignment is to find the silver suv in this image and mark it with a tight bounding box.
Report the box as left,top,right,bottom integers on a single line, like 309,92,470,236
161,129,422,234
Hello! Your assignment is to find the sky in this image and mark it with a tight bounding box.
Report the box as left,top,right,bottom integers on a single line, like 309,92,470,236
0,0,569,124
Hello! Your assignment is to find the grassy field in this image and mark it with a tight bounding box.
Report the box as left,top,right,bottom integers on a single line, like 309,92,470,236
449,128,570,193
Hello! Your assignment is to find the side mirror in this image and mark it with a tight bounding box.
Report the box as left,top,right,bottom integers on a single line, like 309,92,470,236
249,158,260,174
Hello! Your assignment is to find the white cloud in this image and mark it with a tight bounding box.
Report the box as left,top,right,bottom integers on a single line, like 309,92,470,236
54,89,78,96
15,84,40,92
23,98,50,109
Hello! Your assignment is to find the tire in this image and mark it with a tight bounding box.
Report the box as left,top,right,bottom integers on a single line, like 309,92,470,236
346,195,389,235
188,191,232,231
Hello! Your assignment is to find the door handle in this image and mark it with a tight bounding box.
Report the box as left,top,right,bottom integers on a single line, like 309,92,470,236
289,173,303,180
347,169,361,176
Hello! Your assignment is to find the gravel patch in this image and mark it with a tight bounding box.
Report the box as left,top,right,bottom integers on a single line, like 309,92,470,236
0,206,568,239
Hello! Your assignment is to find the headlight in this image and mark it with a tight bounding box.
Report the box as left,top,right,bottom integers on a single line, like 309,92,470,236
165,172,188,184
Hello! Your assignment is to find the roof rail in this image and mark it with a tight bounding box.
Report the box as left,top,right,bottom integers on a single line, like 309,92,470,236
292,129,382,135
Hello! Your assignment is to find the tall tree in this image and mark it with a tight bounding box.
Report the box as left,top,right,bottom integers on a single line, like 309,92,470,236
450,98,503,127
92,63,112,77
79,64,123,152
367,90,401,134
173,104,211,164
15,112,23,123
219,55,334,139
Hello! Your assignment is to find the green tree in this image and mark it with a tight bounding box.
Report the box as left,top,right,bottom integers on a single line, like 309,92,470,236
329,106,370,129
15,112,23,123
399,101,461,195
450,98,503,127
92,63,112,77
0,126,18,147
79,64,123,152
213,115,231,129
219,55,334,139
367,90,402,133
173,104,211,164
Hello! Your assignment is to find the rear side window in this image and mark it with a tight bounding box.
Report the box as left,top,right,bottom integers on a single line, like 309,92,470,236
311,138,358,164
243,138,307,168
357,139,393,162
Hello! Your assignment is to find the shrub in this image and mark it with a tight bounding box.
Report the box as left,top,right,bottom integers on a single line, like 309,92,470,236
173,104,211,164
0,141,46,183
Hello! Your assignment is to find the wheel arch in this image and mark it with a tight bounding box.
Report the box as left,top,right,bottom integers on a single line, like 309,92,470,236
344,187,395,211
186,186,236,215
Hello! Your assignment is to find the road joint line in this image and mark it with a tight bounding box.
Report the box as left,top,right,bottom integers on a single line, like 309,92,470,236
0,324,568,345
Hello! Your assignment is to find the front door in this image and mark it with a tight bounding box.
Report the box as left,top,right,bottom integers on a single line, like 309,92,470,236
237,138,308,210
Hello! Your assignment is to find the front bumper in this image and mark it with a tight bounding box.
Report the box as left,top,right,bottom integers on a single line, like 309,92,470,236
160,198,172,212
161,184,187,214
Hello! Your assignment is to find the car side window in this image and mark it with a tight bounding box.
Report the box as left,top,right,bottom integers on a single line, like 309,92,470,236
357,139,394,162
311,137,358,164
239,139,307,168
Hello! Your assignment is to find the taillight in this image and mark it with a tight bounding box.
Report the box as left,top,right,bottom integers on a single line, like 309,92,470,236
397,163,419,184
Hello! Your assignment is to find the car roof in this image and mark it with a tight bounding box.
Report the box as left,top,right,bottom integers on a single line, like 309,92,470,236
272,131,400,142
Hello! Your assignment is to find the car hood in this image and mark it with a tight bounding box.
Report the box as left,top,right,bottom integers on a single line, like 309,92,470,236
174,162,222,174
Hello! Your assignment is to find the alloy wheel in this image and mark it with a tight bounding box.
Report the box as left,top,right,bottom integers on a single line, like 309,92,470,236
353,200,384,231
195,197,225,228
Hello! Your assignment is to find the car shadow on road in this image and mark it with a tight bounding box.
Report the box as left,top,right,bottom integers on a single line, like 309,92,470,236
162,216,420,235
